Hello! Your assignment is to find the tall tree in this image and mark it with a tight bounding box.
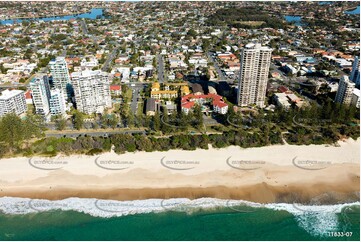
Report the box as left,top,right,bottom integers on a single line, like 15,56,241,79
73,111,84,130
55,115,67,131
153,111,161,131
0,113,24,151
193,104,204,129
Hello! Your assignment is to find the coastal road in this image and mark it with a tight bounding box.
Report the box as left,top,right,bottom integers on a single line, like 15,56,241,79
157,54,165,83
46,129,146,138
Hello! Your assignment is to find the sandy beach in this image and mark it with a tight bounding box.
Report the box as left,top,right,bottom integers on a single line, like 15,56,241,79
0,138,359,204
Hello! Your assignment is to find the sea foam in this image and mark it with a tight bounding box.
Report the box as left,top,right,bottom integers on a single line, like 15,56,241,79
0,197,359,238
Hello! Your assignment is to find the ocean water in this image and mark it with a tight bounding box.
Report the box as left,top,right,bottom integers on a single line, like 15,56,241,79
0,197,359,241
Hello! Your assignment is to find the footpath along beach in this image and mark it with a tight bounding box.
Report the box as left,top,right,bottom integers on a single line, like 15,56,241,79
0,138,359,204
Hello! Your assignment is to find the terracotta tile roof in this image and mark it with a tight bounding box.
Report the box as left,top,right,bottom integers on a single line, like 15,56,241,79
181,93,228,110
24,90,32,99
182,101,195,109
110,85,121,91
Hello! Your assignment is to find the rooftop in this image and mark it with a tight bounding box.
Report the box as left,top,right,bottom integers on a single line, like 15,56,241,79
0,89,24,100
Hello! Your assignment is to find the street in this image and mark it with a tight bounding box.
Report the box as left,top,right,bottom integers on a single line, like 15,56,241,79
61,47,67,57
157,54,165,83
101,47,118,72
206,51,227,82
130,85,142,113
124,82,148,115
46,129,146,138
80,19,88,35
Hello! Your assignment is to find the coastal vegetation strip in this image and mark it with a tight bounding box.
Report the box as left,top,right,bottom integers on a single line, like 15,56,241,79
0,100,358,158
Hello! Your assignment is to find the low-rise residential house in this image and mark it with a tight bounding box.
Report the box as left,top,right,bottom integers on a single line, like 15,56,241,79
117,67,131,82
168,56,188,69
283,63,298,75
162,101,177,114
145,98,157,116
191,83,204,95
80,56,99,69
273,93,292,109
110,85,121,96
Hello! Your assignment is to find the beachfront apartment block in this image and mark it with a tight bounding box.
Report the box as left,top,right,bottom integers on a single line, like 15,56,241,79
335,76,355,106
0,89,27,117
30,75,67,119
350,56,360,87
49,57,72,99
29,75,51,119
237,43,272,108
71,70,112,114
49,89,67,116
351,88,360,109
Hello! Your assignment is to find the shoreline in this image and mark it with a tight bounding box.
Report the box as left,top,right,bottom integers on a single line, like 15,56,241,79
0,138,359,204
2,181,359,205
0,9,97,21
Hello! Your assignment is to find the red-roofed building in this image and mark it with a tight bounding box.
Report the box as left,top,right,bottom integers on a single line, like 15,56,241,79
24,90,33,104
181,101,195,114
181,93,228,115
110,85,121,96
278,86,289,93
213,100,228,114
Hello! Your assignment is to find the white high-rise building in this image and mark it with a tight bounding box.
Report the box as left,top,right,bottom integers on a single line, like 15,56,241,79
50,89,67,116
237,43,272,108
0,89,27,117
351,88,360,109
49,57,71,99
29,75,51,119
350,56,360,87
335,76,355,106
71,70,112,114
